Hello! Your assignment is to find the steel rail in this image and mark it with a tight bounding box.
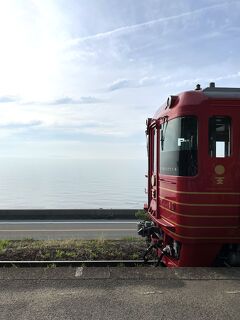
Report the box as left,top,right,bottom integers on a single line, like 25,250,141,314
0,260,158,267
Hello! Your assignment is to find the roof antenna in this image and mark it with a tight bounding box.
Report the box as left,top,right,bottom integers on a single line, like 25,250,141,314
195,84,201,90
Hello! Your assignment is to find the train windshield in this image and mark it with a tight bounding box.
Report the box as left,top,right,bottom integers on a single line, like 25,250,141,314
160,116,198,176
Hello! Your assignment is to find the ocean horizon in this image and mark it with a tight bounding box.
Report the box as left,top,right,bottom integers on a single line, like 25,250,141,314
0,158,147,209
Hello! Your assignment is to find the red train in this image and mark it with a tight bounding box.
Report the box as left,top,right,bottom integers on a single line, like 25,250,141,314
138,82,240,267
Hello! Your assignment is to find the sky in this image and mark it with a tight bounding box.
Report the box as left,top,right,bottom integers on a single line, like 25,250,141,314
0,0,240,160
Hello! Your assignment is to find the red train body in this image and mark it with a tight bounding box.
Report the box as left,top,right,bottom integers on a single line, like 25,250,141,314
139,83,240,267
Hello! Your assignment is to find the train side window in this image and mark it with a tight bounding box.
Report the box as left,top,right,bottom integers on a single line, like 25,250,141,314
209,117,231,157
160,117,198,176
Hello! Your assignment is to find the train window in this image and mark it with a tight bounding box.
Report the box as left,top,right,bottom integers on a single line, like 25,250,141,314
209,117,231,157
160,117,198,176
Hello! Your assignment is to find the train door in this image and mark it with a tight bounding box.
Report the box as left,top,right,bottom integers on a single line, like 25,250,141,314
147,120,159,215
209,116,231,159
208,116,232,188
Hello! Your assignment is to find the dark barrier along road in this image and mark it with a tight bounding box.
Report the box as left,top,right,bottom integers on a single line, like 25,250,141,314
0,209,139,220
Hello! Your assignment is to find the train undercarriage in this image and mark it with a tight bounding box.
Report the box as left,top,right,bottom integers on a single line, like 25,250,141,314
137,220,240,267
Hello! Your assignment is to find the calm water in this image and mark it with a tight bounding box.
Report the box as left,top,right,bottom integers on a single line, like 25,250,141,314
0,159,147,209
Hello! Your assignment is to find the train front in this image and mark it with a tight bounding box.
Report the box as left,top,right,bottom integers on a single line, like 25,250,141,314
138,83,240,267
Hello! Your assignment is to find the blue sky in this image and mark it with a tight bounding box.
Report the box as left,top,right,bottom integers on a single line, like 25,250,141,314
0,0,239,159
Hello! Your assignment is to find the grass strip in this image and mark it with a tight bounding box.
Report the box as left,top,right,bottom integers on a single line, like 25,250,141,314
0,238,147,261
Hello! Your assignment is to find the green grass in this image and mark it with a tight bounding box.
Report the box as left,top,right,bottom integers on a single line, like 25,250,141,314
0,239,147,261
131,252,140,260
135,209,150,221
55,249,65,259
0,240,10,251
121,236,140,241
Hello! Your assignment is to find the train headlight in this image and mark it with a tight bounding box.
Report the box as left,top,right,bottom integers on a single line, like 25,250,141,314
166,95,178,108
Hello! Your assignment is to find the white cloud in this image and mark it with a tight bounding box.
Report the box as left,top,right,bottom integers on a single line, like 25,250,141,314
0,120,42,129
67,2,232,45
44,96,103,105
0,96,18,103
109,79,131,91
108,75,172,91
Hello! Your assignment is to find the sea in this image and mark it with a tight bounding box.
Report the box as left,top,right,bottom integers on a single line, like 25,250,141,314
0,158,147,209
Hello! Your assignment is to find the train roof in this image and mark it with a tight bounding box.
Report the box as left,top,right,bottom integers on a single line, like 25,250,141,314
153,83,240,119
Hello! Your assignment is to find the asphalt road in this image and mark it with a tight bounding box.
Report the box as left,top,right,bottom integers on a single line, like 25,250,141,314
0,267,239,320
0,220,138,240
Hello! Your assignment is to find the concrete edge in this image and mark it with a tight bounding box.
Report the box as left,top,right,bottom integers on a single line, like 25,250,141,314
0,267,239,280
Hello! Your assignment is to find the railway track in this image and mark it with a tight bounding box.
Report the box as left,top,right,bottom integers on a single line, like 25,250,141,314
0,260,158,267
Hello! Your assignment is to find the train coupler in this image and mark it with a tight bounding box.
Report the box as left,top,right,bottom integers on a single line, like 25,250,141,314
137,220,162,238
137,221,164,265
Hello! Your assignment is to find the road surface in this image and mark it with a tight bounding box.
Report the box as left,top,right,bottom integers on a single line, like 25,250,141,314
0,220,138,240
